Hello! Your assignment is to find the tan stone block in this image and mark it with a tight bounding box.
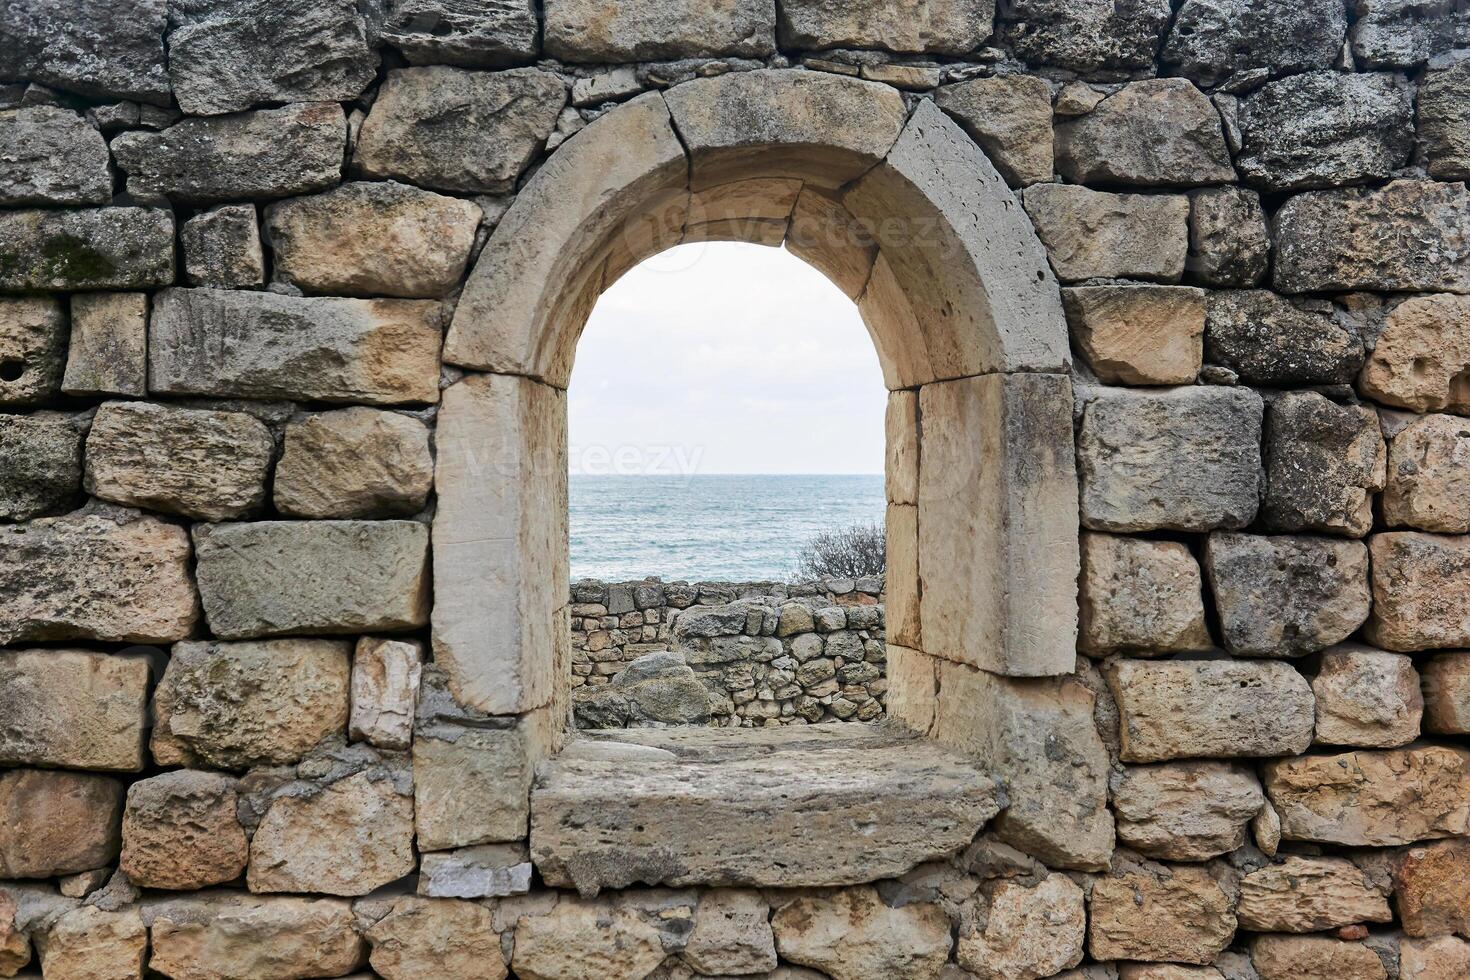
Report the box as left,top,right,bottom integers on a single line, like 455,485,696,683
61,293,146,398
1087,858,1237,965
121,771,247,891
1112,762,1264,861
785,187,877,300
1365,532,1470,651
683,176,799,247
771,886,951,980
1385,414,1470,532
147,895,365,979
855,250,936,390
956,873,1086,980
350,637,423,751
683,889,776,976
1424,652,1470,734
884,644,937,736
1238,855,1392,933
885,504,921,650
779,0,991,55
0,648,149,771
36,907,145,980
1055,79,1235,188
544,0,776,61
0,770,123,879
367,896,506,980
933,74,1054,187
1401,935,1470,979
1079,533,1211,656
0,295,65,407
885,390,919,505
1312,645,1422,748
1023,184,1191,284
512,896,666,980
1394,838,1470,939
1361,294,1470,413
0,892,28,975
274,408,434,519
1249,934,1387,980
1064,285,1205,386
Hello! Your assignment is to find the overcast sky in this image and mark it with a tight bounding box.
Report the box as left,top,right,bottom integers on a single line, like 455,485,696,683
568,241,887,476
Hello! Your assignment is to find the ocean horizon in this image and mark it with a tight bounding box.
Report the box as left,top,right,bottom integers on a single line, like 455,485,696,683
569,473,886,582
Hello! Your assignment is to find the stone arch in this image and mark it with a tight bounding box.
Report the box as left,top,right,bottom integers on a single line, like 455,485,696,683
432,68,1081,736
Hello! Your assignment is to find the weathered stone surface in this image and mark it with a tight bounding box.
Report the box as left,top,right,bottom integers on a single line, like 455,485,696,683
180,204,264,289
383,0,538,67
1264,745,1470,846
511,896,665,980
168,0,378,115
1312,646,1422,748
1274,180,1470,293
350,637,423,752
772,886,951,980
1424,652,1470,734
956,873,1086,980
152,639,350,770
62,292,147,398
683,889,777,975
1238,855,1392,933
265,181,481,298
1024,185,1190,283
0,207,173,292
147,895,365,979
1361,294,1470,415
0,414,81,521
1064,285,1204,385
1236,72,1413,192
999,0,1172,73
0,770,123,878
1394,838,1470,938
0,297,65,407
1421,61,1470,181
1250,934,1388,979
418,844,532,899
0,508,197,645
0,106,109,206
1106,658,1316,762
121,771,247,891
779,0,991,54
1350,0,1470,68
1187,187,1270,288
1079,533,1210,656
933,75,1052,187
354,67,565,194
36,906,146,980
1078,386,1263,533
1119,968,1224,980
367,896,506,979
275,408,434,519
150,288,442,406
1366,532,1470,652
0,648,149,771
0,892,26,974
1088,857,1237,965
1386,415,1470,532
1205,290,1364,387
1402,935,1470,980
1262,393,1385,536
0,0,170,104
85,401,273,522
1205,534,1371,657
1162,0,1347,85
545,0,776,61
582,651,712,727
111,103,346,204
533,727,1000,893
1113,762,1264,861
1056,80,1233,188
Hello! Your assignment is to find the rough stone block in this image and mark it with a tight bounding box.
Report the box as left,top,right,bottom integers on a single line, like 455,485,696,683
1088,856,1237,965
1350,0,1470,68
1064,285,1204,386
1112,762,1264,861
366,896,505,979
275,408,434,520
1393,837,1470,939
1262,392,1385,536
1250,934,1388,980
146,895,365,980
885,390,919,505
0,296,66,407
771,885,952,980
1312,645,1422,748
1402,935,1470,979
510,896,671,980
0,413,82,521
120,771,248,891
1023,185,1190,283
932,75,1053,187
180,204,265,289
417,844,532,899
998,0,1172,73
0,106,110,206
1187,186,1271,288
0,648,149,772
350,637,423,751
0,0,170,105
1423,652,1470,735
35,906,145,980
785,188,878,299
61,293,147,397
0,770,123,878
1239,855,1392,935
1366,532,1470,652
1420,61,1470,181
954,872,1086,979
1161,0,1347,86
354,67,566,195
0,207,174,292
779,0,991,54
1105,657,1315,762
1205,289,1363,387
1386,414,1470,533
544,0,776,61
1079,533,1210,656
149,288,443,406
684,888,777,976
1360,294,1470,415
382,0,538,67
1056,79,1234,188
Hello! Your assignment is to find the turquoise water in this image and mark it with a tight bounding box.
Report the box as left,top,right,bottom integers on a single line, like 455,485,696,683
569,474,886,582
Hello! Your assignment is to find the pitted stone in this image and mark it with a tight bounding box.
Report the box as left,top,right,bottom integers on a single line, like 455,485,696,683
0,106,110,206
0,208,174,292
544,0,777,61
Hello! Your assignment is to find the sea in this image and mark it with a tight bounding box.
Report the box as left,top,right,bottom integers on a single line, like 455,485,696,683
569,474,886,582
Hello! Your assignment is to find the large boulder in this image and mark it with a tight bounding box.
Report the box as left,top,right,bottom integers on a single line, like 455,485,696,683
0,648,150,771
0,106,110,206
0,770,123,878
0,208,174,292
1162,0,1347,85
0,0,170,104
1055,79,1233,188
772,886,952,980
121,771,248,890
0,413,83,521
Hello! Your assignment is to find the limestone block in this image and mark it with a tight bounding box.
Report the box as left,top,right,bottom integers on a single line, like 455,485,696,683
149,288,443,406
1056,79,1234,188
1112,762,1264,861
350,637,423,751
531,727,1001,893
511,897,665,980
1273,179,1470,293
0,106,109,205
1078,386,1263,533
772,886,951,980
147,895,365,979
544,0,776,61
1120,968,1224,980
1249,935,1388,979
180,204,264,289
121,771,247,891
1087,857,1237,965
1394,838,1470,938
1205,290,1363,387
886,645,937,736
1361,294,1470,415
367,896,506,980
1236,72,1413,191
683,175,798,247
433,374,567,714
1312,646,1422,748
931,74,1054,186
1079,533,1210,656
0,509,198,645
382,0,538,67
683,889,777,975
1161,0,1347,86
418,844,532,899
778,0,990,54
1187,186,1270,288
151,639,350,770
0,770,123,878
1366,532,1470,652
1238,855,1392,933
1105,658,1315,762
354,67,564,195
1205,533,1371,657
1263,745,1470,846
998,0,1172,73
1386,415,1470,532
0,296,65,407
275,409,434,519
1064,285,1205,385
885,391,919,505
0,413,82,521
1023,185,1190,284
785,188,878,299
36,906,145,980
0,207,173,292
1420,61,1470,181
168,0,377,115
0,0,170,104
0,893,26,975
265,181,481,298
0,648,149,771
84,401,274,522
1402,936,1470,980
112,103,346,204
1262,393,1385,536
1350,0,1470,68
932,664,1114,871
956,873,1086,979
61,292,147,398
1424,653,1470,734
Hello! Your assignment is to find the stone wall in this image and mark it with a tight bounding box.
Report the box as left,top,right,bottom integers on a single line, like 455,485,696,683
568,577,886,727
1,1,1470,979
